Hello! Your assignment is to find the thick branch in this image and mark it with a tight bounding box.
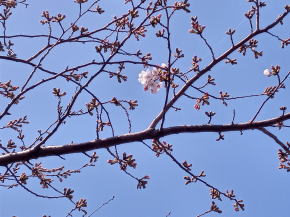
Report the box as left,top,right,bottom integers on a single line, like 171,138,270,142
0,113,290,166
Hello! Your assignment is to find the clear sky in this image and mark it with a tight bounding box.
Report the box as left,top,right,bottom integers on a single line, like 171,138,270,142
0,0,290,217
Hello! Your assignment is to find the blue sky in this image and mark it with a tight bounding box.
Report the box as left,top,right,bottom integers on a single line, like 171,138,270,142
0,0,290,216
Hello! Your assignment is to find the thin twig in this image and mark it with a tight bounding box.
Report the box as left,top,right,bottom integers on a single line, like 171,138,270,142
87,196,115,217
258,127,290,154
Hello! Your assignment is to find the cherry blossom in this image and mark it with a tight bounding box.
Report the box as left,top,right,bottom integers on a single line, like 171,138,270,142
138,66,164,94
263,68,271,77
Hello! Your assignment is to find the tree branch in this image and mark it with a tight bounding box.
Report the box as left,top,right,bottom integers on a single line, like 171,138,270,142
258,127,290,153
1,113,290,166
148,7,289,129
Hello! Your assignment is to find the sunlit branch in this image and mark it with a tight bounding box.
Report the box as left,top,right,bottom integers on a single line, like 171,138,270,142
1,112,290,166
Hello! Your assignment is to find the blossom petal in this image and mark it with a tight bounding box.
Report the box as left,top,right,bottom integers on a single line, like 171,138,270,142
263,69,271,77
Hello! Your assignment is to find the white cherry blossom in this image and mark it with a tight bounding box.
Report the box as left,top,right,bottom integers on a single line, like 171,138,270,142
161,63,167,68
138,67,163,94
263,68,271,77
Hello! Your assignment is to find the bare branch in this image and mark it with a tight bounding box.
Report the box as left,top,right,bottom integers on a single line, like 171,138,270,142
1,113,290,166
258,128,290,154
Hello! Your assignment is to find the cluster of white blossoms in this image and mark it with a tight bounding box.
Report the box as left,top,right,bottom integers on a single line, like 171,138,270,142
263,68,274,77
138,64,166,94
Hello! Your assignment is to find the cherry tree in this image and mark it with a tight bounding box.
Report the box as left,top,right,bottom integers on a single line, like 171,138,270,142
0,0,289,216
